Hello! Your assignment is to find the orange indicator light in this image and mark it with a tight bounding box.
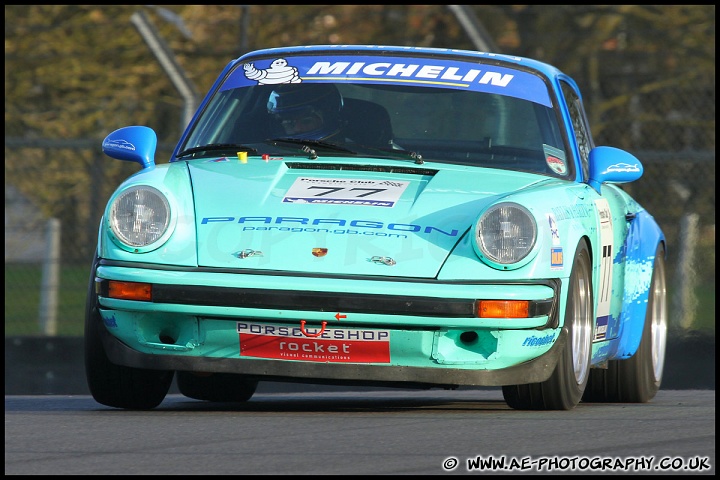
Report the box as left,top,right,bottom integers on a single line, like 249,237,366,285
108,281,152,301
478,300,529,318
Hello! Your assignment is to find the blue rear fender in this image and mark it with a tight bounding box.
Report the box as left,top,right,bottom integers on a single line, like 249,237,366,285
612,210,665,359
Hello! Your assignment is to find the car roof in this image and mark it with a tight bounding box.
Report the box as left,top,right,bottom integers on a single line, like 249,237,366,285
235,44,565,80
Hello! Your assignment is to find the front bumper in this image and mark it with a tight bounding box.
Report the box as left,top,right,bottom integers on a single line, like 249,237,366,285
101,324,568,388
94,261,566,387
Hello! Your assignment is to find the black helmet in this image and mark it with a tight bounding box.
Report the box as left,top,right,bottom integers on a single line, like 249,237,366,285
267,83,343,140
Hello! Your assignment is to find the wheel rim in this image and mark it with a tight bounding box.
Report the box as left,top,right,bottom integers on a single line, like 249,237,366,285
651,255,668,381
571,255,593,385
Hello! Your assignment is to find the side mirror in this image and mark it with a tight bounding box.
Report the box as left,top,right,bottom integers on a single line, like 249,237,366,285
101,126,157,169
587,146,643,194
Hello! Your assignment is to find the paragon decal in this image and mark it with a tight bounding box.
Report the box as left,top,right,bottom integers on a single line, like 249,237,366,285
201,216,460,237
102,139,136,151
237,322,390,363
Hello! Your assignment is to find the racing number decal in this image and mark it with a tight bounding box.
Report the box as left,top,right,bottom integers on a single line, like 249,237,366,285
307,186,387,197
283,177,410,207
594,198,613,341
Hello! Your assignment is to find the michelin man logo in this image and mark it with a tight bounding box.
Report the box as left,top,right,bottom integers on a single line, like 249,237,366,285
243,58,301,85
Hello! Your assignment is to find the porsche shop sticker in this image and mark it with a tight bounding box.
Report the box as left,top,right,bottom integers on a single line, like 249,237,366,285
237,322,391,363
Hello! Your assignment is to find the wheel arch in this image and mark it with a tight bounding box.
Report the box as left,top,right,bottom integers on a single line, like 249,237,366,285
614,210,666,359
553,227,594,331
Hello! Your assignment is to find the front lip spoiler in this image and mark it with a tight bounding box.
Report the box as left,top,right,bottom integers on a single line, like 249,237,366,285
101,326,567,388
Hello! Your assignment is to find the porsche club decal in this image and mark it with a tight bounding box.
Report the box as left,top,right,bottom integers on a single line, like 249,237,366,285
594,198,613,342
282,177,409,207
237,322,390,363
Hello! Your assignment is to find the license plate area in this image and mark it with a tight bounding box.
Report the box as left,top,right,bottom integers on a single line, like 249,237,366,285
237,321,391,363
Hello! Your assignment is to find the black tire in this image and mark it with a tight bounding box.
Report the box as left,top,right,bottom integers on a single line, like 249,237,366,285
583,245,667,403
84,254,174,410
503,240,593,410
176,371,258,402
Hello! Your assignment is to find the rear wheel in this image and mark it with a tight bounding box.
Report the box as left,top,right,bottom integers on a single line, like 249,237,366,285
84,254,174,409
176,371,258,402
503,240,593,410
583,245,667,403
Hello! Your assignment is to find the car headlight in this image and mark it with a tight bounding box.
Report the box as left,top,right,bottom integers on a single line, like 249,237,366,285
109,185,170,249
474,202,537,269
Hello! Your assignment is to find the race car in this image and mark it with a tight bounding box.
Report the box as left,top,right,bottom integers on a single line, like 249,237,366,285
85,44,667,410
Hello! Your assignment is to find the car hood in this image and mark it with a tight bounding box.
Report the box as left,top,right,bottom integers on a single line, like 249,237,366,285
189,158,547,278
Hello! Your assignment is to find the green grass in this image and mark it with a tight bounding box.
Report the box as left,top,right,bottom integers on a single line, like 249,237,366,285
4,263,715,337
689,281,716,333
5,263,90,336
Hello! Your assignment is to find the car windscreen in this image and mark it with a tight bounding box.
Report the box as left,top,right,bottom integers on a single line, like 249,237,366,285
180,54,571,177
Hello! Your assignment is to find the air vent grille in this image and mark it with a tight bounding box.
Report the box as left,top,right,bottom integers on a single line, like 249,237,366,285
286,162,437,176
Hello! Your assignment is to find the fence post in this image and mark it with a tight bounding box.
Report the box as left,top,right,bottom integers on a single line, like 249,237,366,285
672,213,699,330
38,218,61,335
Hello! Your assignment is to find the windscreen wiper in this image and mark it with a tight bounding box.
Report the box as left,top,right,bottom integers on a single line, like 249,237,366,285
176,143,258,159
356,145,425,165
269,137,357,159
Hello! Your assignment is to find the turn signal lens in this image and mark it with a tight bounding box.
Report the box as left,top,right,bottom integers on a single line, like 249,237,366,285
108,281,152,301
478,300,529,318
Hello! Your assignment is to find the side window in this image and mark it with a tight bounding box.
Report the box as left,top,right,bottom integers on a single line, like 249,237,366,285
560,81,594,181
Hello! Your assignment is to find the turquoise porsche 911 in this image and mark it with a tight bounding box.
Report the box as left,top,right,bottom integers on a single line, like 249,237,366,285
85,45,667,410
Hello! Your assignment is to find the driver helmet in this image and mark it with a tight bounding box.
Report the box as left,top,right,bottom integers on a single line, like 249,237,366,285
267,83,343,140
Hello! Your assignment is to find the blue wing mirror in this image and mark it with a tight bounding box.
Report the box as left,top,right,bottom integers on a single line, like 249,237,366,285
101,126,157,169
587,146,643,194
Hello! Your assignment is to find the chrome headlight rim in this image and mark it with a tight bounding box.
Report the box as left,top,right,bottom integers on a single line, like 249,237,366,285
107,185,175,253
473,201,538,270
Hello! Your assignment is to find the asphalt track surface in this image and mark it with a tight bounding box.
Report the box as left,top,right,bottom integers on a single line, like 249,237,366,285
5,389,715,475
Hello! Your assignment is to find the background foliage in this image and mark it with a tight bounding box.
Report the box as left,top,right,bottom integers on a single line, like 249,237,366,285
4,5,715,335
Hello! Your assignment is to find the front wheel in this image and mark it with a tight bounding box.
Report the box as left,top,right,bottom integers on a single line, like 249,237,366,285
583,245,667,403
503,240,593,410
84,254,174,409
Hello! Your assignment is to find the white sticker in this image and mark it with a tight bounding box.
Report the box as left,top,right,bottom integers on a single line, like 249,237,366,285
283,177,410,207
594,198,613,341
543,144,567,175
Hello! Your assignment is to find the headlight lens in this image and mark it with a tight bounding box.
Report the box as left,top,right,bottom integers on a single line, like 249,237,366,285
476,202,537,266
110,186,170,247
